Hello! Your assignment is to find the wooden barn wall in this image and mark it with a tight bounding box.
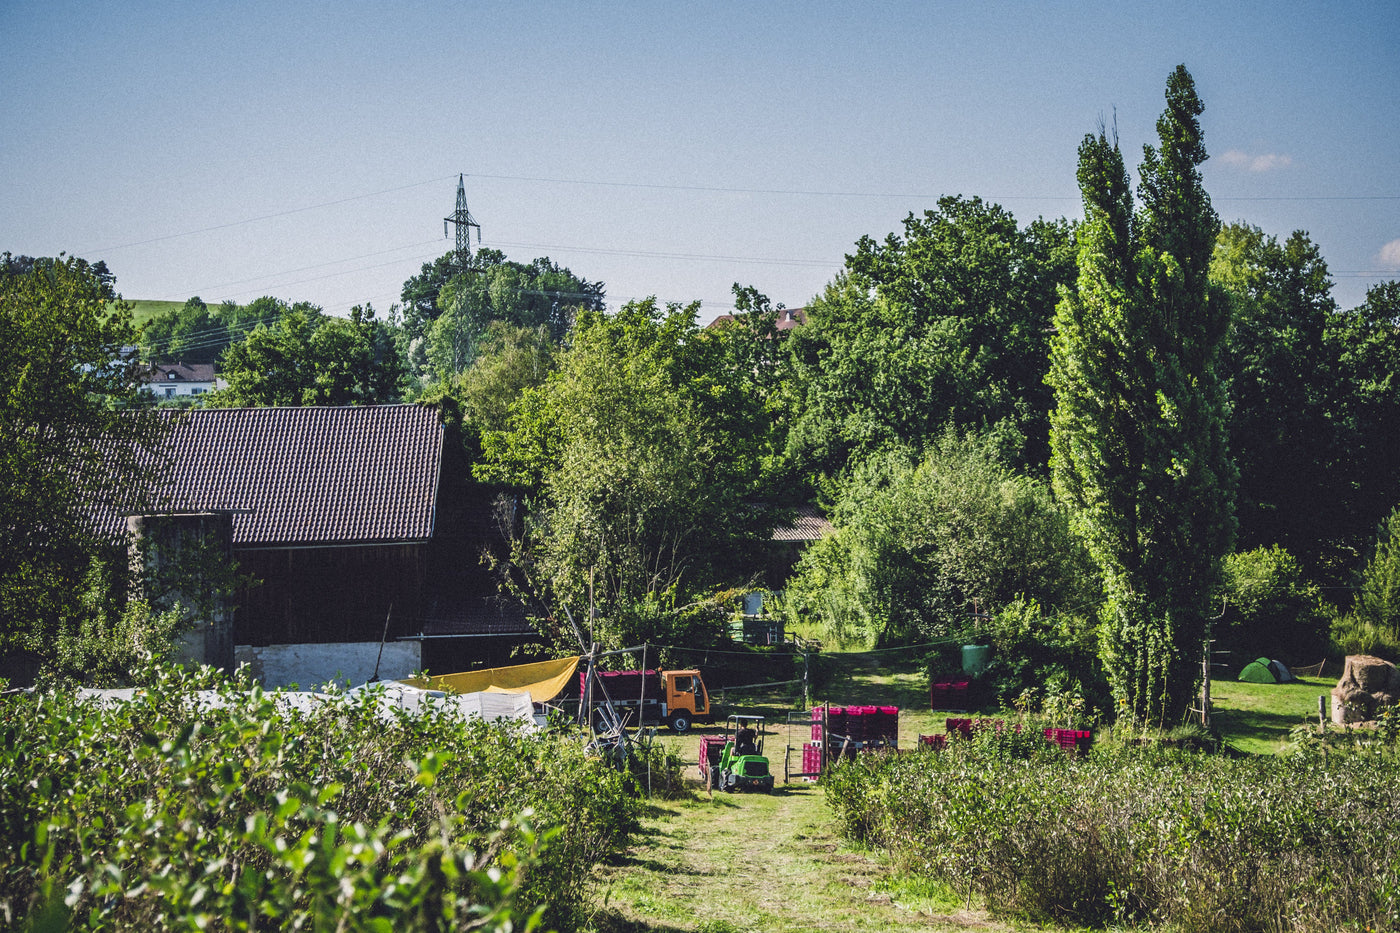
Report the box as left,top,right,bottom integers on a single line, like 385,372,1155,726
234,543,427,646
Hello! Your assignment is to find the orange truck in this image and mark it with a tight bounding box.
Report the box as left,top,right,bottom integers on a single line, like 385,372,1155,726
583,667,713,732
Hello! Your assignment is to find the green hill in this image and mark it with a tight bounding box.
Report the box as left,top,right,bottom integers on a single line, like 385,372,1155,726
108,299,186,328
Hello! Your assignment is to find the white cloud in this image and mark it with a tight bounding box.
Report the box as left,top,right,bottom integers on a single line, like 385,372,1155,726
1379,239,1400,270
1220,149,1293,172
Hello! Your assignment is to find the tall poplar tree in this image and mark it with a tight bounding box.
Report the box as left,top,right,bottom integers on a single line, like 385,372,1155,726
1048,66,1235,724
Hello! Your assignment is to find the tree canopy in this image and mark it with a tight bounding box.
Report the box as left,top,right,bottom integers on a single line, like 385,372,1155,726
477,298,780,644
1047,66,1235,723
784,196,1075,490
401,249,605,384
0,254,168,665
212,303,404,407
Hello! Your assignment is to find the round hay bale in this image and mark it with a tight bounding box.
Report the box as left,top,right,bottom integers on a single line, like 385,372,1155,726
1331,655,1400,724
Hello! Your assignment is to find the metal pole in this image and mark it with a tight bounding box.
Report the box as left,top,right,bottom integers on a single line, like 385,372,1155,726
638,642,648,733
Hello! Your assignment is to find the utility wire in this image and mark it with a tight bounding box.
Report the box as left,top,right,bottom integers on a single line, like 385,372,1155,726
86,175,457,253
469,171,1400,203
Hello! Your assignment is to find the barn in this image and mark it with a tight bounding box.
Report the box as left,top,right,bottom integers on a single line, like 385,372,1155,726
112,404,532,681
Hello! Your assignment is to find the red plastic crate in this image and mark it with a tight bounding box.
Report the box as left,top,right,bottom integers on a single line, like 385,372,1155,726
930,679,970,710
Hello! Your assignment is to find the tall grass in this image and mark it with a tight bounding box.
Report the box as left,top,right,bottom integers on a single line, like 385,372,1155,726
823,739,1400,931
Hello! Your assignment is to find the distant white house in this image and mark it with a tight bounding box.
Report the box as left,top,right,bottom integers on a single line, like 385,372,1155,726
141,362,223,399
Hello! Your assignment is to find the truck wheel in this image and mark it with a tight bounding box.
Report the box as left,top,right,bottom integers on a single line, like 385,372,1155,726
668,712,692,733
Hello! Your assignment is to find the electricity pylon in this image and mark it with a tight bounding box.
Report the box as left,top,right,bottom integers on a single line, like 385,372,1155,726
444,174,481,268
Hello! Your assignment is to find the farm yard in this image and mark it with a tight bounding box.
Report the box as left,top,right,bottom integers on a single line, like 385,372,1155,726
5,33,1400,933
7,649,1394,932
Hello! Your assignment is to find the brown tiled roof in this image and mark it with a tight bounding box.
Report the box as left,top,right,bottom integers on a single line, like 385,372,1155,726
145,361,217,383
107,405,444,546
770,504,832,542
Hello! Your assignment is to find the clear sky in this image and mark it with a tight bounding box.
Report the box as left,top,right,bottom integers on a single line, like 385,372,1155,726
3,1,1396,321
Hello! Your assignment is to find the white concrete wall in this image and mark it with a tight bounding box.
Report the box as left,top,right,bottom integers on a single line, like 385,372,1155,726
235,641,421,689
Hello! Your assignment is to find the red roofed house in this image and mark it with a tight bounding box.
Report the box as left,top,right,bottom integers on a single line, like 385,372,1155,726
111,404,531,682
707,307,807,333
140,361,222,400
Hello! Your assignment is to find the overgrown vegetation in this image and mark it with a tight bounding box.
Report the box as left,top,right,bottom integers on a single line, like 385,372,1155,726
823,738,1400,931
0,663,647,931
786,432,1098,647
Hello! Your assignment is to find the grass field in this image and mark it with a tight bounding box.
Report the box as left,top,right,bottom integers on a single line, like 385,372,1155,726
597,655,1351,932
590,787,1008,933
1210,673,1334,754
110,299,186,327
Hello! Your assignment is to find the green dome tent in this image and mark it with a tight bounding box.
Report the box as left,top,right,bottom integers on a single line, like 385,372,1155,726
1238,657,1297,683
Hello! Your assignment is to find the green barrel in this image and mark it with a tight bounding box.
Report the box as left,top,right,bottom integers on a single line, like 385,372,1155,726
961,644,991,676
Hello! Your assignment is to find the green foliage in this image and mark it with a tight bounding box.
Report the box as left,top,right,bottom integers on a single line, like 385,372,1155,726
785,431,1099,646
1216,546,1331,664
478,298,779,637
0,254,169,671
1048,67,1235,723
783,198,1076,487
0,662,643,930
822,744,1400,931
418,322,557,456
1325,282,1400,572
973,599,1109,720
1212,226,1339,573
212,302,404,407
1343,504,1400,646
402,249,604,385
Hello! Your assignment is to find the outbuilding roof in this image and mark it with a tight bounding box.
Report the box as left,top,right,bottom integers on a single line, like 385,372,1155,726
116,405,444,547
770,504,832,542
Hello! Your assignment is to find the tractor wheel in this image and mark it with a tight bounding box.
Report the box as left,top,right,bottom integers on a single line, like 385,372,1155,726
668,712,692,733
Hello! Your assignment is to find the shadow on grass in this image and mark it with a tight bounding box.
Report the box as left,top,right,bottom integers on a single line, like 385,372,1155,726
1213,706,1314,747
587,907,690,933
606,852,707,877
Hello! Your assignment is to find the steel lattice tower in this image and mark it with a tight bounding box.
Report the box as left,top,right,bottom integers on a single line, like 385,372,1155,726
444,174,481,268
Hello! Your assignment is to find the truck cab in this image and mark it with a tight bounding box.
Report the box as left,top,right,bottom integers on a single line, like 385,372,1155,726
662,669,709,732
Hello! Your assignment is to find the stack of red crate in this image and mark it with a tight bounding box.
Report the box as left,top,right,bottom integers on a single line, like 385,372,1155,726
1043,728,1093,755
930,678,971,710
946,717,974,738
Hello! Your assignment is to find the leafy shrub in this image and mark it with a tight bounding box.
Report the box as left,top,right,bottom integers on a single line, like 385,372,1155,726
1331,614,1400,662
969,599,1109,722
823,742,1400,931
0,662,642,931
786,432,1099,647
1216,546,1331,665
1333,504,1400,660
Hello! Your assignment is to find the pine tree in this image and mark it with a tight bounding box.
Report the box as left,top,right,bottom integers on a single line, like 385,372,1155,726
1048,66,1235,724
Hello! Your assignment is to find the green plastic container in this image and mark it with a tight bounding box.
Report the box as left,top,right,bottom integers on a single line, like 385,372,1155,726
961,644,991,676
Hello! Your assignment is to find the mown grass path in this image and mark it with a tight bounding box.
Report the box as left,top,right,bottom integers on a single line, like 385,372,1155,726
589,781,1013,933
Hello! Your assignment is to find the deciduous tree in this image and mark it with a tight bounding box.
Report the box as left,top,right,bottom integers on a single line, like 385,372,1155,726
0,255,167,666
1048,66,1235,724
213,303,403,407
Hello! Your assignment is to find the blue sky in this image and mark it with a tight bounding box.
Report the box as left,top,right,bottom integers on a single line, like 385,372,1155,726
3,1,1396,320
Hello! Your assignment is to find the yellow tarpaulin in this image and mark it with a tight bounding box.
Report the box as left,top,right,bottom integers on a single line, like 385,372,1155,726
400,656,581,704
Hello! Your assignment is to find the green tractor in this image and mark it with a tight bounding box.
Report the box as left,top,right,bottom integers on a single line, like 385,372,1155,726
700,714,775,793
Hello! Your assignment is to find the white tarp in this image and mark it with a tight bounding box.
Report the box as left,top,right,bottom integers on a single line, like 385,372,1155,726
347,681,538,729
76,682,538,730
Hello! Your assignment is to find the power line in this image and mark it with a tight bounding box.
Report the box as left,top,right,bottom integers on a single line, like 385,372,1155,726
85,175,457,254
468,170,1400,203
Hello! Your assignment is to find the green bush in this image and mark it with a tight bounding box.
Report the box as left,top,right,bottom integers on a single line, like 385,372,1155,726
1217,546,1331,665
1335,504,1400,657
968,599,1109,723
0,663,642,931
823,742,1400,931
786,432,1100,647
